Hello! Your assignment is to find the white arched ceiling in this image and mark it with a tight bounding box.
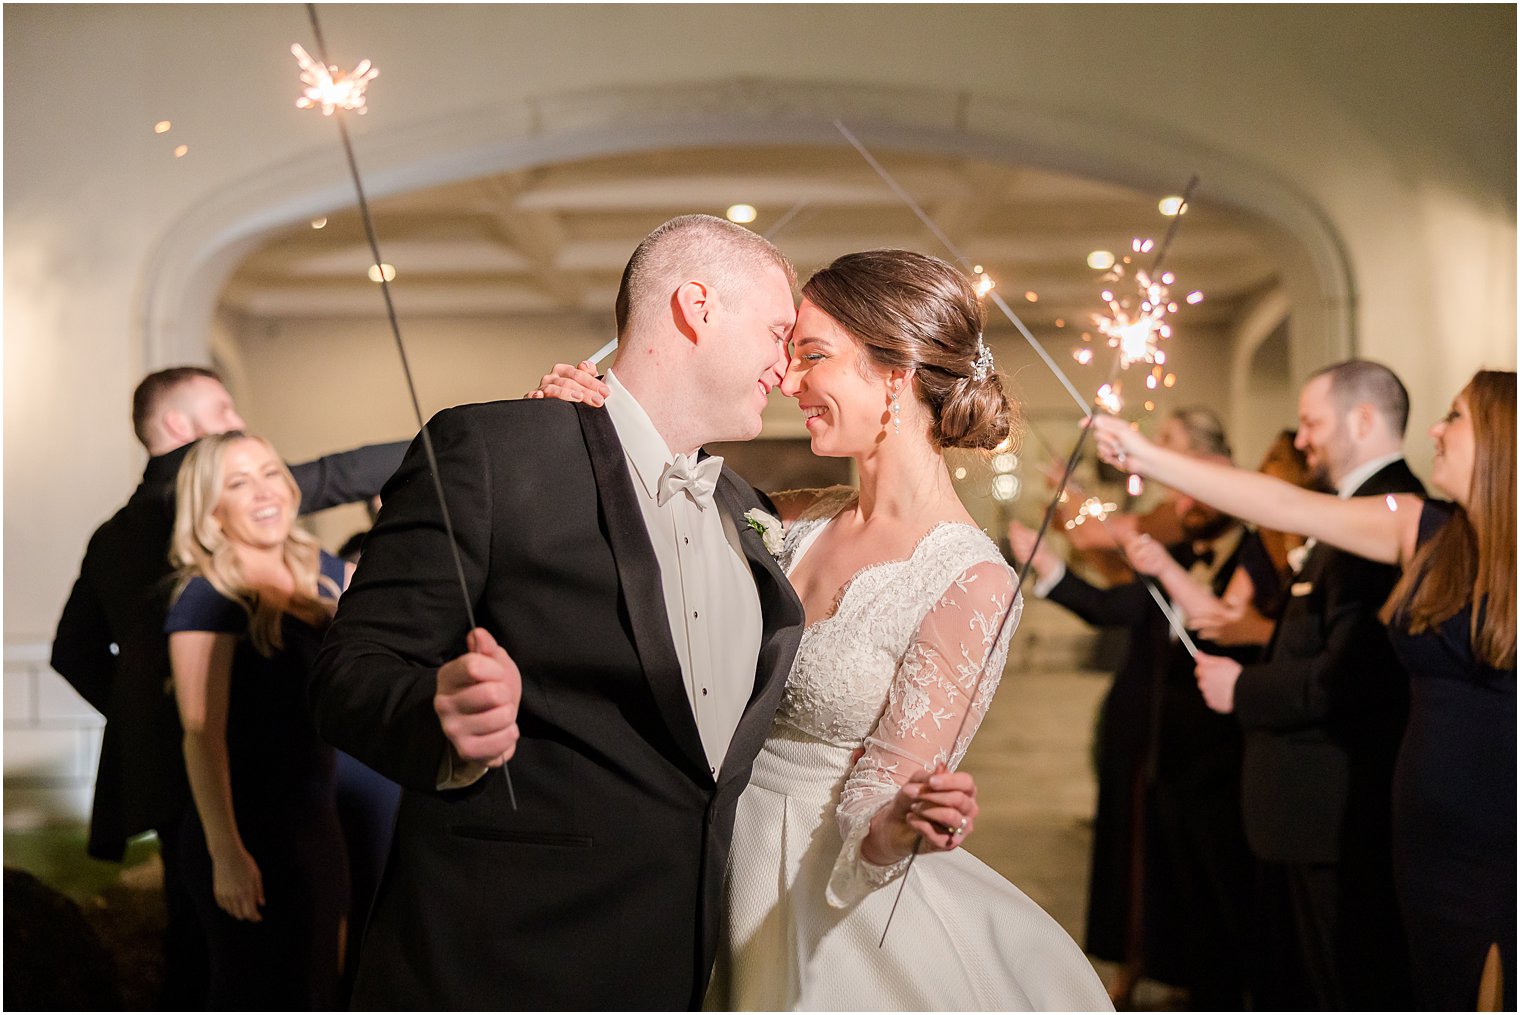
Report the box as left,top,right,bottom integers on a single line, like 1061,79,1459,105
139,78,1354,373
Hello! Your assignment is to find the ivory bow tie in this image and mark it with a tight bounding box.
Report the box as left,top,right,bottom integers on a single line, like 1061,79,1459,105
657,453,723,509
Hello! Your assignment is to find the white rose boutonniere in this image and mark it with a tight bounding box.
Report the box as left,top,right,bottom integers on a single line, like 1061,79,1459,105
744,508,784,557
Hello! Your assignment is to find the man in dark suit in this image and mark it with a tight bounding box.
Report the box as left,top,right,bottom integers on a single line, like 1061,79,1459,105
50,366,406,1006
312,215,806,1010
1192,359,1422,1008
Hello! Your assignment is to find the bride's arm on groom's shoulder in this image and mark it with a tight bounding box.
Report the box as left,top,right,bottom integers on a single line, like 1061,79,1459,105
825,560,1019,908
524,361,608,405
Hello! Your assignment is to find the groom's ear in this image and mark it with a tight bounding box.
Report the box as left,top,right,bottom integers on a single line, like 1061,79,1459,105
671,280,715,345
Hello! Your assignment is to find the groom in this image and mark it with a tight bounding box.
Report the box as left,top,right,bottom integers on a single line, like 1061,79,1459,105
312,215,805,1009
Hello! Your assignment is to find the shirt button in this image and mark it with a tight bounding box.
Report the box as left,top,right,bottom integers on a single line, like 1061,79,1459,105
684,536,689,544
693,610,699,619
701,687,708,696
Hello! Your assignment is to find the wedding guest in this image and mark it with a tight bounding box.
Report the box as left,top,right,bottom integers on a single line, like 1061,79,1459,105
1095,368,1516,1010
167,432,351,1008
1013,476,1263,1009
1126,432,1314,648
1051,407,1229,585
49,366,404,1006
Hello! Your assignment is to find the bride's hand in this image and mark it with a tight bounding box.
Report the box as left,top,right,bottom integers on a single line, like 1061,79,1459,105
524,361,609,405
862,765,979,864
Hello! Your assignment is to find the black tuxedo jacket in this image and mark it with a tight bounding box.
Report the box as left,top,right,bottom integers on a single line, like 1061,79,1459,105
50,439,406,859
1232,458,1425,863
311,400,805,1011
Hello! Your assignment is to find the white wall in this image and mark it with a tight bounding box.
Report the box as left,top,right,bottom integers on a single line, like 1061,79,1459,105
7,2,1514,648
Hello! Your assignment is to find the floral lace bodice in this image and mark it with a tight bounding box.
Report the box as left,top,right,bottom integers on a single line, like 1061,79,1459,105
772,487,1022,905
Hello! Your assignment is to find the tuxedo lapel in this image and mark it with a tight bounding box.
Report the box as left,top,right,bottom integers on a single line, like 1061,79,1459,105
574,404,709,778
713,471,804,790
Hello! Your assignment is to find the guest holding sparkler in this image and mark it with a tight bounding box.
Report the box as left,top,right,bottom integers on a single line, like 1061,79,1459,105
1124,432,1314,648
166,432,351,1009
1095,369,1516,1011
1013,470,1264,1008
1051,407,1228,573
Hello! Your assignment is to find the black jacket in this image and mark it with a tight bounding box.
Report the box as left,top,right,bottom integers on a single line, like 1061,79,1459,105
1232,458,1425,863
50,438,406,859
311,400,804,1011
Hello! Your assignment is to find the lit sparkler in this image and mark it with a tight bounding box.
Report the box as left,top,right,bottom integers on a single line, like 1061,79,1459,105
1091,253,1192,370
293,5,512,807
292,43,378,116
832,125,1208,947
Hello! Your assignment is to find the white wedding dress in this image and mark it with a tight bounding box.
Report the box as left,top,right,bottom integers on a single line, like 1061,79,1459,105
708,488,1112,1011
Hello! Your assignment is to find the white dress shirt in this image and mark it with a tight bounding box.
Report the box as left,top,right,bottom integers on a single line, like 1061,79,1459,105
603,371,763,777
1289,452,1407,572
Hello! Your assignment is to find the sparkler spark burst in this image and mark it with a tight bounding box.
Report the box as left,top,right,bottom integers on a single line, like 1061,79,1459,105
292,43,378,116
1064,496,1120,530
1095,383,1122,414
1082,240,1204,371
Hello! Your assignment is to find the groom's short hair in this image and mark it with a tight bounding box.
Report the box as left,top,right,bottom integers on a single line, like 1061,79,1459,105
615,215,795,337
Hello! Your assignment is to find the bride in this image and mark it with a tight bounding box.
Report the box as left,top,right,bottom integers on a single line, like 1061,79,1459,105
539,249,1111,1011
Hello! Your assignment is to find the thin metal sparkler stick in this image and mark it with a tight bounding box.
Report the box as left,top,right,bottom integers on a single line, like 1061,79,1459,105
852,130,1204,945
1019,431,1202,660
833,121,1090,418
834,121,1200,651
877,589,1022,948
303,4,516,807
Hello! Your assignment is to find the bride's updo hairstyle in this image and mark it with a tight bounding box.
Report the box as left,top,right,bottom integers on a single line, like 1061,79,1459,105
801,249,1020,452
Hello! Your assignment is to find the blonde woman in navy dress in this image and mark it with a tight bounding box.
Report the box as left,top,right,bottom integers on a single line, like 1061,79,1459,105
166,432,351,1009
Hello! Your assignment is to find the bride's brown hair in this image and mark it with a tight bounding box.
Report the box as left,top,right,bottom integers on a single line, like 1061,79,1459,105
801,249,1020,452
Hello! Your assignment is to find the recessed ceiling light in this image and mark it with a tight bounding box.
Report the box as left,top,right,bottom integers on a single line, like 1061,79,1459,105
1024,291,1038,303
726,203,757,224
1087,250,1115,270
310,217,328,229
153,120,172,134
173,145,189,158
368,263,396,283
1159,196,1188,216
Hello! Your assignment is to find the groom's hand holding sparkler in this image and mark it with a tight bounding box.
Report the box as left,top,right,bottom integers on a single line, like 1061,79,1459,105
435,627,522,769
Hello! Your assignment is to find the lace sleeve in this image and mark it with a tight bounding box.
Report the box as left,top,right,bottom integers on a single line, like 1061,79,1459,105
826,559,1022,907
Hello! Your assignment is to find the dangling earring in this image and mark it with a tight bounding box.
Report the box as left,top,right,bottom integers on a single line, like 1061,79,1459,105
890,386,902,434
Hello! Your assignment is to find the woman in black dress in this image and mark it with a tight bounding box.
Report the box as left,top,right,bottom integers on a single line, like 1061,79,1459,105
1093,370,1517,1010
166,432,350,1009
